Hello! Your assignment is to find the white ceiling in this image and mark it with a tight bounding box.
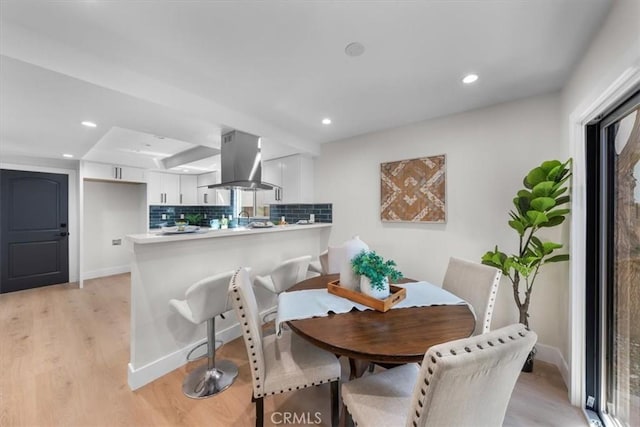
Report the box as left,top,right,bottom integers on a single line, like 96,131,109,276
0,56,223,162
0,1,612,169
83,126,219,172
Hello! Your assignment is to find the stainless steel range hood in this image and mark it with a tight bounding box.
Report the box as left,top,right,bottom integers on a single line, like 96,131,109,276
208,130,276,191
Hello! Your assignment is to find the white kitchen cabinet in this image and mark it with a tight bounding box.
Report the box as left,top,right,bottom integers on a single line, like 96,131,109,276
83,161,146,183
258,160,279,206
179,175,198,205
197,186,227,205
196,171,217,188
147,171,180,205
196,172,230,206
240,190,256,208
212,186,230,206
119,166,147,183
258,154,314,205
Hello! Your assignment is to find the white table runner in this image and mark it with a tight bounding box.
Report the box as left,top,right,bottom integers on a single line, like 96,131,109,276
275,282,473,336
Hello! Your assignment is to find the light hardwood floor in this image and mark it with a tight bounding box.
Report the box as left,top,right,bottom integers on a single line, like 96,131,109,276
0,274,587,426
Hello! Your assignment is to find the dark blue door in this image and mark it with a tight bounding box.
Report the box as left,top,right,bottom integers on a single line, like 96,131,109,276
1,169,69,293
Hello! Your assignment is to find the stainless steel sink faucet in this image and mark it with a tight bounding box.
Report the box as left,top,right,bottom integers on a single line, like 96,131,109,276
237,210,251,226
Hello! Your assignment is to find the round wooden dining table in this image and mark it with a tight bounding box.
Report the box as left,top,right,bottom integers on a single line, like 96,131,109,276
286,273,475,377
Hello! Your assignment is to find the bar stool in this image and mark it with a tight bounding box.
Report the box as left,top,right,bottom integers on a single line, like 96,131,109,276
169,270,238,399
308,250,328,275
254,255,311,323
255,255,311,295
308,245,345,276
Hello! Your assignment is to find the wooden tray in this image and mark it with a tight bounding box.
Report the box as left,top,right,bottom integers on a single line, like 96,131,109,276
327,279,406,312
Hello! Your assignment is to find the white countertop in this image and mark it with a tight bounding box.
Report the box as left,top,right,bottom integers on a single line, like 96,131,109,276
127,222,332,244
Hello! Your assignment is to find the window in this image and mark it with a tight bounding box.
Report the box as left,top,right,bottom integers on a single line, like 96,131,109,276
586,90,640,427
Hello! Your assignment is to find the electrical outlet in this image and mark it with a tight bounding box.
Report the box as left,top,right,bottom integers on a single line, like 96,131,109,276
180,213,185,219
161,214,167,220
112,239,122,246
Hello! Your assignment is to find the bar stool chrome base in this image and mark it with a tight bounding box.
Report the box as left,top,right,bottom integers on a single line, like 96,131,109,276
182,359,238,399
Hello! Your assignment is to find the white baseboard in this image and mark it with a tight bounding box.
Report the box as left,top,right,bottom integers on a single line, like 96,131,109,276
83,265,130,280
127,306,275,391
535,343,570,387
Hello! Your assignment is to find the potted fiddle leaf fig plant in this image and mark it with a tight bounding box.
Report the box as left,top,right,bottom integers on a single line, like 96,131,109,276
481,159,571,371
351,250,403,299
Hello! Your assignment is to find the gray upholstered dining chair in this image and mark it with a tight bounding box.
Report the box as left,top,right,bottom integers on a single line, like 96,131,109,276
342,323,536,427
229,267,342,427
442,257,502,335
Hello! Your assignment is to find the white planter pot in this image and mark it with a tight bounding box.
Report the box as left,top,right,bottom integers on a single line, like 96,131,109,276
360,276,390,300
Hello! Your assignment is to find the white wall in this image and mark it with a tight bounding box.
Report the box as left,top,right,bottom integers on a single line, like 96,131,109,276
562,0,640,136
316,93,568,354
83,180,146,279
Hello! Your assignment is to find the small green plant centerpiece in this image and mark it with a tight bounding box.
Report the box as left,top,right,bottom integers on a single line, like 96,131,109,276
351,250,403,299
481,159,572,371
185,213,202,227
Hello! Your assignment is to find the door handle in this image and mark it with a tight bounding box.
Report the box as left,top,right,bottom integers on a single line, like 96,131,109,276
180,194,183,204
59,232,68,237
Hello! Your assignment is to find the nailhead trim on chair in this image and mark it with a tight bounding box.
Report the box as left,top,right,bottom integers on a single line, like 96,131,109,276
254,376,341,398
484,270,502,333
409,325,532,427
230,268,340,400
443,258,502,335
231,269,266,397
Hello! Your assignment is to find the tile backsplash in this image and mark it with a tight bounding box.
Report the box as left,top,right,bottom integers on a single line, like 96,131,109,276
149,203,332,228
270,204,332,224
149,205,234,228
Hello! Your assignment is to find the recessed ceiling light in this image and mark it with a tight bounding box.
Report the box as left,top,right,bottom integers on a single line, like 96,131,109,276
62,153,74,158
345,42,365,57
81,121,97,128
322,118,332,125
462,74,479,84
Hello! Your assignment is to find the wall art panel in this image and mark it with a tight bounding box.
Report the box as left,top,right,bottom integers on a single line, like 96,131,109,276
380,155,446,223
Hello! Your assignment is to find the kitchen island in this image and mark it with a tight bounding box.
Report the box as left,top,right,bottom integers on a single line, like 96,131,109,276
126,223,331,390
